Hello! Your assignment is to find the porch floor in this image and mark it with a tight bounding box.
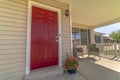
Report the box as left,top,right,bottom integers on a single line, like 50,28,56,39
42,72,87,80
95,57,120,73
42,57,120,80
78,57,120,80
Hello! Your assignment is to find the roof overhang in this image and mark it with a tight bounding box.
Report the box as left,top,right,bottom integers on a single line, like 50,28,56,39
56,0,120,27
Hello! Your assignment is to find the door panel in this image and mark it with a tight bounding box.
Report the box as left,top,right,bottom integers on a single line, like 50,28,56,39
31,6,58,70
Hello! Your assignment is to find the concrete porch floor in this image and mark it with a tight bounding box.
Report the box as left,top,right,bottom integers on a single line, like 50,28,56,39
78,57,120,80
95,57,120,73
42,57,120,80
42,72,87,80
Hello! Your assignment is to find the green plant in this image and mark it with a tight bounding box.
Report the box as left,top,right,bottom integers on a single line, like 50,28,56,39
64,55,79,70
110,30,120,42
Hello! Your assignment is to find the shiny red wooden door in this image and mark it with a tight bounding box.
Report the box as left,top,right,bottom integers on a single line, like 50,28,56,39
31,6,58,70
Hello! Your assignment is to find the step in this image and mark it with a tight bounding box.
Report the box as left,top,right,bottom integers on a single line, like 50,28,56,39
24,66,63,80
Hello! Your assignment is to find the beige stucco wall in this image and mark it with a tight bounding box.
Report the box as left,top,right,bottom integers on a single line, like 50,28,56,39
0,0,71,80
72,22,95,54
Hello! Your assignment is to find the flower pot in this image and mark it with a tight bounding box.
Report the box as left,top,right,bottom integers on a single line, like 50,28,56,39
73,68,76,73
68,68,76,74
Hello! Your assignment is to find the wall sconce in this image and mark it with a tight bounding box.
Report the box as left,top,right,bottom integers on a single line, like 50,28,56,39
65,9,69,17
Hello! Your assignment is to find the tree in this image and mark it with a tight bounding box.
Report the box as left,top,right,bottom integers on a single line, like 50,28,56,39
109,30,120,43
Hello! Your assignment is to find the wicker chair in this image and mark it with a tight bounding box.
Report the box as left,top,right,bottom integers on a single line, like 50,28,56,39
87,44,101,60
73,47,83,58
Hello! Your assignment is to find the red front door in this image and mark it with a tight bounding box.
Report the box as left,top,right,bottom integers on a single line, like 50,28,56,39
31,6,58,70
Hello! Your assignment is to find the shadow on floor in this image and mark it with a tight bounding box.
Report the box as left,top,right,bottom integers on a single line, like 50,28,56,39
79,57,98,62
100,54,120,62
78,58,120,80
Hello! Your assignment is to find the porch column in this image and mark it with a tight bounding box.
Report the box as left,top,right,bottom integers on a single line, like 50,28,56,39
91,27,95,44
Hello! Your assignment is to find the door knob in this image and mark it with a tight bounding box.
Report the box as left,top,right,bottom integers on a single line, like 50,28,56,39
56,40,58,42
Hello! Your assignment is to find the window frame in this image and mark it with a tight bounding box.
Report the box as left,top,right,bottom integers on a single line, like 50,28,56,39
72,27,91,45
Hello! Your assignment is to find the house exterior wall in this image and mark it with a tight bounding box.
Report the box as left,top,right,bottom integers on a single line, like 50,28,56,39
0,0,71,80
72,22,95,54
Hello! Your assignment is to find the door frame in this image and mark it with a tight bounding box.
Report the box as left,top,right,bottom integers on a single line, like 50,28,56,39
26,1,62,75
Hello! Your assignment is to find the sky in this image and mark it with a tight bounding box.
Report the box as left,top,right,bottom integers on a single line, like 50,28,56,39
94,22,120,36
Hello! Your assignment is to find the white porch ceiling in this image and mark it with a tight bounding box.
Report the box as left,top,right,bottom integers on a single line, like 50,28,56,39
56,0,120,27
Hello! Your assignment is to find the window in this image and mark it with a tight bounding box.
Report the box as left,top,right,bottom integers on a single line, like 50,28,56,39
72,28,80,46
95,35,101,43
72,27,91,45
81,29,87,45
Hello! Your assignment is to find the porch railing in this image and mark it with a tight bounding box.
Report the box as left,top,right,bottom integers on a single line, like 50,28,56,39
96,43,120,59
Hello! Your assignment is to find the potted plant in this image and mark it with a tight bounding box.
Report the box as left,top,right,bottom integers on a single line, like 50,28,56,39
64,55,79,74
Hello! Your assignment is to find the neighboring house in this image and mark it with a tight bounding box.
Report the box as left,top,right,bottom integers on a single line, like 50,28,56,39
95,32,104,43
94,32,115,43
103,36,115,43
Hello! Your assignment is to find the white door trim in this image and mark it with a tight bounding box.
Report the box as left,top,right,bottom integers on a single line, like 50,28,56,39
69,4,73,54
26,0,62,75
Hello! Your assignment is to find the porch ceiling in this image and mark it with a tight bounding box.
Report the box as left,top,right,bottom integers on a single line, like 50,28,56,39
57,0,120,27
